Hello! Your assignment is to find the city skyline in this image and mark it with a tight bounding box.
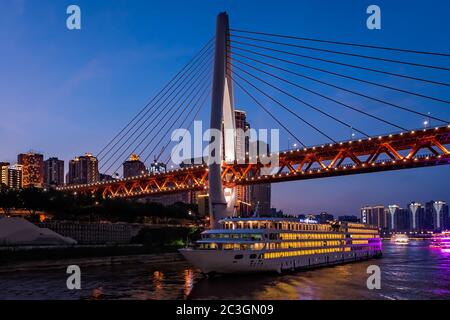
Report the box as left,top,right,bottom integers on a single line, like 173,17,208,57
2,1,450,303
1,0,449,215
2,148,449,217
361,201,449,233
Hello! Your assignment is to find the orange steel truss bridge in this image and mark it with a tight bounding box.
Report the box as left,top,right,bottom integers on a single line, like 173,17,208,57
58,13,450,222
60,125,450,198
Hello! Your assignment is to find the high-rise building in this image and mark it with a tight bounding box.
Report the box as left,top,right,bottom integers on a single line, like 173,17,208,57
145,192,192,206
338,215,359,223
234,110,250,160
149,160,166,174
270,208,284,217
195,193,209,217
316,212,334,223
18,152,44,188
99,173,114,182
8,164,23,189
249,140,271,215
123,154,147,178
0,162,9,187
68,153,99,185
407,202,426,232
250,184,271,216
395,207,410,232
381,204,410,232
425,201,449,231
231,110,252,216
44,157,64,187
230,110,272,216
360,205,387,229
387,205,400,232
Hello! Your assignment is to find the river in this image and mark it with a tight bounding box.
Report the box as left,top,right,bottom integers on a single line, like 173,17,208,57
1,241,449,300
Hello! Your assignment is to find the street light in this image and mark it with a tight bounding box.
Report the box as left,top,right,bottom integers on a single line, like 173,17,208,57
424,112,431,128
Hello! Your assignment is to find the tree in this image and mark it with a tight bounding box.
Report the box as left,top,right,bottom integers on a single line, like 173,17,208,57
0,185,19,215
20,187,44,216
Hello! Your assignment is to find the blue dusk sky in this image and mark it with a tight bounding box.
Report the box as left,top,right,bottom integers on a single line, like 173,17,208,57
0,0,449,216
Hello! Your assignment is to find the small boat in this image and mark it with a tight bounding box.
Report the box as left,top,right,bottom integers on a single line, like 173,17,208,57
391,234,409,245
430,231,450,250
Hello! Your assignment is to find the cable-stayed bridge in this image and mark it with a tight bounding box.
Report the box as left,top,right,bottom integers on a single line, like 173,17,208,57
57,13,450,225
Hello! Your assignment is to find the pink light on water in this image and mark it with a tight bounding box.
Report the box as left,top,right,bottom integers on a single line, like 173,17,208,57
430,232,450,251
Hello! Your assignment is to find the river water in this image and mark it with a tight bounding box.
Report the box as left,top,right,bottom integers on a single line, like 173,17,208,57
1,241,449,300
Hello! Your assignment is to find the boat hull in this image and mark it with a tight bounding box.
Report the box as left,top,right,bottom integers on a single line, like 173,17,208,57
179,248,382,274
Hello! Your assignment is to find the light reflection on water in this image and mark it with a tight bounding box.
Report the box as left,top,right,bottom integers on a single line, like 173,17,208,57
0,242,449,300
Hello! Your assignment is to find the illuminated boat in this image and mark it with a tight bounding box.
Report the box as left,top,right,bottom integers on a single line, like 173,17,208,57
390,234,409,245
430,231,450,250
179,217,382,274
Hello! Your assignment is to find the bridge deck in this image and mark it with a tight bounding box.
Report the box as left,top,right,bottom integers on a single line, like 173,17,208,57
57,125,450,198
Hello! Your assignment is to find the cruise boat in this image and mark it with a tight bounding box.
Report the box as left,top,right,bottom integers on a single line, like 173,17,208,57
179,217,382,274
430,231,450,250
390,234,409,245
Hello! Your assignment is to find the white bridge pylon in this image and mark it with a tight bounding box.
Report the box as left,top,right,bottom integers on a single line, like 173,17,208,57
209,12,237,228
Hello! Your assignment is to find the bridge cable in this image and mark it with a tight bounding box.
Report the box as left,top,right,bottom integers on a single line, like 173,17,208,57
98,42,213,165
231,59,408,132
99,52,214,173
231,75,308,148
229,51,449,124
232,71,338,143
141,73,212,165
163,86,211,166
230,44,450,105
98,39,214,163
229,34,450,75
133,65,212,169
230,28,450,58
113,77,211,175
97,37,214,159
99,52,213,173
104,57,213,175
151,82,212,164
230,60,373,136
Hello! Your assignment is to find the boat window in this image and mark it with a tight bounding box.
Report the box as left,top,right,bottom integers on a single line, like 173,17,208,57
234,254,243,260
249,254,257,259
253,243,264,250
